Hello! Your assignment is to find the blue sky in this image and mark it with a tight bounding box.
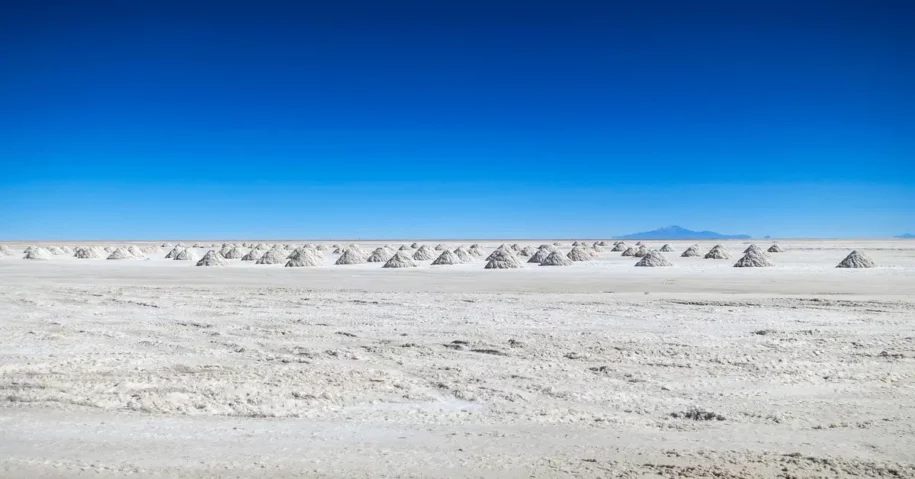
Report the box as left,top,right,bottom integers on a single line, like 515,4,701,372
1,0,912,239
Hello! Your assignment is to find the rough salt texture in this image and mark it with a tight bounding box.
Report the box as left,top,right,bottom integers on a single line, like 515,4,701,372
837,250,876,268
540,250,572,266
734,251,775,268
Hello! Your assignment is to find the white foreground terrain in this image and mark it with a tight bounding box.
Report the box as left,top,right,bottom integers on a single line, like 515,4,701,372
1,240,914,478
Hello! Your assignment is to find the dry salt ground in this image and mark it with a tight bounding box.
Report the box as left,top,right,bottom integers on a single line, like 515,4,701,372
1,239,915,477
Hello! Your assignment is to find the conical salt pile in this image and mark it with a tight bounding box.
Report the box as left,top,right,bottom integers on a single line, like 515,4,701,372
592,243,605,252
141,245,158,254
196,250,228,266
0,245,16,256
768,244,784,253
255,243,269,250
660,244,674,252
434,244,446,251
743,244,765,255
48,246,66,255
127,245,145,258
572,241,581,246
836,250,875,268
241,249,263,261
567,247,592,262
468,245,485,257
219,244,233,256
734,251,774,268
704,245,731,259
316,244,329,251
24,247,52,260
621,247,637,256
410,242,420,249
332,247,343,255
635,251,673,267
681,245,701,257
412,245,436,261
103,246,115,253
164,246,182,259
335,248,366,265
256,249,287,265
222,246,245,259
598,241,607,246
74,247,104,259
453,247,474,263
398,245,410,251
510,244,522,252
484,249,522,269
527,248,551,264
540,250,572,266
431,250,460,265
552,241,562,246
538,244,556,252
633,245,649,257
107,247,134,260
367,247,394,263
383,251,418,268
174,248,199,261
161,242,172,248
518,246,535,257
285,255,321,267
611,243,626,252
635,241,643,246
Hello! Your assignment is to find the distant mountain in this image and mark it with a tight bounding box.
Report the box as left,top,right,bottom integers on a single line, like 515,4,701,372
615,225,751,240
896,233,915,239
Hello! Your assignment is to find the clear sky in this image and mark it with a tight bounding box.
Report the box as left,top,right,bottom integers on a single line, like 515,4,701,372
1,0,912,239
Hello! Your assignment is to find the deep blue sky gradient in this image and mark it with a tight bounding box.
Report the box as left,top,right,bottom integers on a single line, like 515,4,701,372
1,0,913,239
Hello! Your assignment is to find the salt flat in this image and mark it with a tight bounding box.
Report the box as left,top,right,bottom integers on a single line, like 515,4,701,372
1,240,914,477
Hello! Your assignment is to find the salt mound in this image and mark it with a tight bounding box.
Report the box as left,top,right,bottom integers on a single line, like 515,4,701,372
431,250,460,265
241,249,263,261
24,247,52,260
633,246,649,257
336,248,366,265
74,247,104,259
141,245,158,254
0,245,16,256
540,250,572,266
567,247,592,262
518,246,535,257
197,250,228,266
103,246,115,253
367,247,394,263
734,251,774,268
510,244,522,252
398,245,410,251
572,241,581,246
681,245,701,257
485,246,508,261
107,248,133,260
48,246,66,255
837,250,875,268
553,242,562,246
743,244,765,255
434,244,446,251
538,244,556,252
453,247,474,263
660,244,674,252
635,241,643,246
704,245,731,260
383,251,418,268
219,244,233,256
410,242,420,249
174,248,199,261
192,243,203,248
611,243,626,252
223,246,246,259
161,243,172,248
468,245,485,257
621,247,637,256
332,247,343,255
598,241,607,246
592,243,605,252
316,244,329,251
527,248,551,263
412,245,436,261
285,252,322,267
255,243,269,250
768,244,784,253
635,251,672,267
127,245,145,258
484,249,522,269
256,249,287,265
164,247,182,259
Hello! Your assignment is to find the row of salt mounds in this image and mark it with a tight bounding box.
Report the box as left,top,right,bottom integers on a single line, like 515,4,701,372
659,244,675,252
485,248,523,269
75,246,106,259
336,248,366,265
768,244,785,253
567,246,593,262
412,245,436,261
540,250,572,266
734,250,774,268
175,248,199,261
837,250,875,268
453,246,474,263
704,244,731,259
197,250,228,267
681,245,702,257
24,247,53,260
257,248,288,265
367,247,394,263
635,250,672,267
383,251,418,268
286,248,322,267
